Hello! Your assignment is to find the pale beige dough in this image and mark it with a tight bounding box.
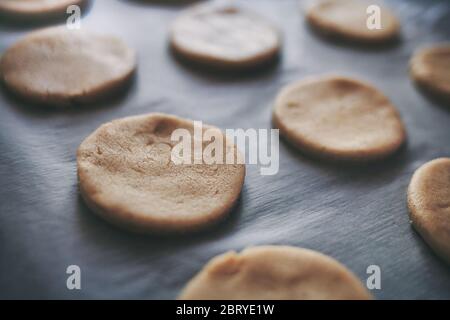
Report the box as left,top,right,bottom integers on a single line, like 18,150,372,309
0,0,86,20
77,113,245,234
410,44,450,104
0,26,136,107
306,0,400,43
179,246,372,300
273,75,406,162
407,158,450,265
170,4,281,69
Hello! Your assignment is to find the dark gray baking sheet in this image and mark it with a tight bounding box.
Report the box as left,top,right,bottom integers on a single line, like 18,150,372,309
0,0,449,299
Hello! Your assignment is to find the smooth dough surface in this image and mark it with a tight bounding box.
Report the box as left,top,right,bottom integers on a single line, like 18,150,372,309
0,0,85,19
77,113,245,234
407,158,450,264
170,4,281,69
306,0,400,43
410,44,450,104
273,75,406,162
0,27,136,107
179,246,372,300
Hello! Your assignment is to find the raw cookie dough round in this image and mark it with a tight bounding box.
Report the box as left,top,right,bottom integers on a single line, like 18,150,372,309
407,158,450,264
179,246,372,300
77,113,245,234
410,44,450,104
273,75,406,162
0,0,86,21
306,0,400,44
0,27,136,107
170,4,281,69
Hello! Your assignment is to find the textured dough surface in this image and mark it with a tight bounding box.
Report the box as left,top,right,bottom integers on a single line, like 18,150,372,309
0,0,85,19
77,113,245,234
179,246,372,300
0,26,136,107
273,75,406,162
170,4,281,68
410,44,450,104
407,158,450,265
306,0,399,43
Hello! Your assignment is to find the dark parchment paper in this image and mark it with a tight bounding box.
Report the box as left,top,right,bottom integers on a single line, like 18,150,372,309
0,0,449,299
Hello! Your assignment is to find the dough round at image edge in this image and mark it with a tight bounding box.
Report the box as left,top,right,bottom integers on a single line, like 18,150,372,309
0,26,136,107
306,0,400,43
410,44,450,104
272,75,406,162
169,5,281,69
407,158,450,264
179,246,372,300
77,113,245,234
0,0,86,20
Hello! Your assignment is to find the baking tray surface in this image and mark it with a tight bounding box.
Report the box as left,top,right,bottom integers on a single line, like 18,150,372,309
0,0,449,299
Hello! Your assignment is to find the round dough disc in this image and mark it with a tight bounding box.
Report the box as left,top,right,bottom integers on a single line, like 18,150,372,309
0,27,136,107
77,113,245,234
179,246,372,300
273,75,406,162
410,44,450,104
170,4,281,69
407,158,450,264
0,0,86,20
306,0,400,43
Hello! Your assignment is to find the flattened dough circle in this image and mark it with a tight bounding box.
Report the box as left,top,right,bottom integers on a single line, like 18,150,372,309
77,113,245,234
0,27,136,107
170,5,281,69
407,158,450,264
273,75,406,162
179,246,372,300
410,44,450,104
306,0,400,43
0,0,86,20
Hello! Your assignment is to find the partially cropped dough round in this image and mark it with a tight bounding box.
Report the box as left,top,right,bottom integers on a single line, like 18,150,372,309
273,75,406,162
77,113,245,234
179,246,372,300
0,27,136,107
407,158,450,264
410,44,450,104
306,0,400,43
0,0,86,20
170,4,281,69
